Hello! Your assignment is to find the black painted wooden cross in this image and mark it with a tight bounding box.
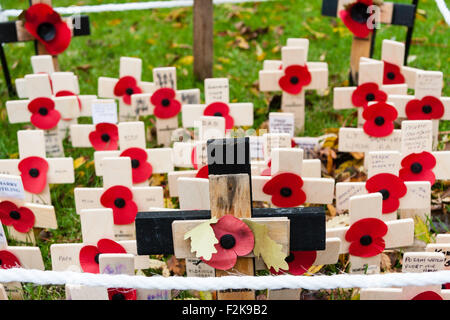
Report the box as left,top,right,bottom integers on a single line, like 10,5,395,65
0,0,90,97
136,137,325,300
321,0,416,84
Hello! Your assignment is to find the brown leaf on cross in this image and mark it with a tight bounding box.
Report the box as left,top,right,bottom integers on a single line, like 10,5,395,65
167,255,186,276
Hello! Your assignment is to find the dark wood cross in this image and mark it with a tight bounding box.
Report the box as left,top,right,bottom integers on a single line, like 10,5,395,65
321,0,416,84
0,0,90,97
136,137,325,300
193,0,213,81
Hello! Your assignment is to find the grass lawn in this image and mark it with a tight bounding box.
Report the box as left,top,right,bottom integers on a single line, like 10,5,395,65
0,0,448,300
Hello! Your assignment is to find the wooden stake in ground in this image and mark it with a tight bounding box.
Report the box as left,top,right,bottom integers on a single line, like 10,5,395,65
0,0,90,97
321,0,416,84
0,130,74,205
327,193,414,274
360,251,450,299
193,0,213,81
136,137,326,300
259,38,328,133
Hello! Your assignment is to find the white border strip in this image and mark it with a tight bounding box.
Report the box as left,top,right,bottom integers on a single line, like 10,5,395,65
436,0,450,25
1,268,450,291
1,0,268,17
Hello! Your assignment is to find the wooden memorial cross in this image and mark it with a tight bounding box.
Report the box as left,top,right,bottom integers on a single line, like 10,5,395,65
74,157,164,240
181,78,254,132
360,251,450,300
336,122,433,221
193,0,213,81
333,57,407,127
321,0,416,84
389,70,450,148
0,174,56,244
0,129,74,205
136,137,326,300
130,67,201,147
0,221,45,299
98,57,155,122
259,38,328,133
327,193,414,274
92,121,174,187
0,0,90,97
5,73,81,157
252,148,335,208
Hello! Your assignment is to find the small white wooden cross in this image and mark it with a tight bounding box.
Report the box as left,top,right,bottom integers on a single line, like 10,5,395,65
259,38,328,133
74,157,164,240
252,148,334,207
6,73,81,157
130,67,201,146
97,56,155,122
360,251,450,300
181,77,254,131
426,235,450,283
92,121,174,186
0,221,45,300
327,193,414,274
0,174,56,244
0,130,74,205
389,70,449,148
333,56,407,127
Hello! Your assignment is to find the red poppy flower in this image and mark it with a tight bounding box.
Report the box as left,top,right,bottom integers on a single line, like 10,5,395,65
195,165,209,179
79,239,127,274
120,148,153,184
108,288,137,300
270,251,317,275
191,146,198,170
55,90,82,121
0,201,35,233
100,186,138,225
405,96,445,120
352,82,387,108
113,76,142,106
28,97,61,130
362,102,398,137
339,0,374,38
18,156,49,194
279,65,312,95
151,88,181,119
383,61,405,85
399,152,436,185
365,173,407,213
203,102,234,130
0,250,22,269
261,160,271,176
411,291,443,300
24,3,71,55
262,172,306,207
345,217,388,257
202,215,254,270
88,123,119,151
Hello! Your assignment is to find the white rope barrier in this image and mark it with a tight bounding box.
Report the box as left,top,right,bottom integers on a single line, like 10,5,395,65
1,268,450,291
435,0,450,25
1,0,269,17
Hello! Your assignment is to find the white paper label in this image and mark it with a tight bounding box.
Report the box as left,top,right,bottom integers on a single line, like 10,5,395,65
293,137,319,159
92,102,118,124
185,258,215,277
0,177,25,200
249,136,264,161
269,114,295,137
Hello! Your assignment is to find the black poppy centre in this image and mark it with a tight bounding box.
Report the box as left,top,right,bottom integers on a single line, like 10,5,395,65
280,187,292,197
290,76,299,85
125,88,134,96
378,189,390,200
374,116,385,126
37,22,56,42
410,162,423,174
422,105,432,114
214,112,223,117
9,210,21,220
387,72,396,80
350,2,370,23
114,198,126,208
365,93,375,102
38,107,49,116
29,168,40,178
161,99,171,107
220,234,236,249
285,253,295,263
131,159,140,169
94,253,100,264
112,293,126,300
101,134,110,142
359,235,373,246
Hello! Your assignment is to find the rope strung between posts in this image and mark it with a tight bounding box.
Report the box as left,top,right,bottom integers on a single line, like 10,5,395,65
1,268,450,291
0,0,269,17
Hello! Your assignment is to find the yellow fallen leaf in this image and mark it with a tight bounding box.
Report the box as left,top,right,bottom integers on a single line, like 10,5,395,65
243,219,288,272
184,217,218,260
178,55,194,66
73,156,86,169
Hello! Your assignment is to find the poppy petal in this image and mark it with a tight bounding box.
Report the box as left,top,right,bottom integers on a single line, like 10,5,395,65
120,148,153,184
195,165,209,179
13,207,36,233
79,245,100,273
411,291,443,300
0,250,22,269
18,156,49,194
